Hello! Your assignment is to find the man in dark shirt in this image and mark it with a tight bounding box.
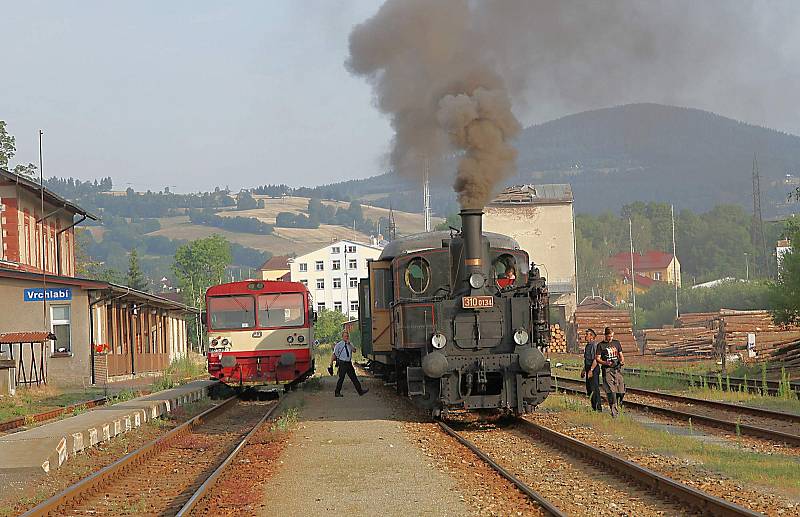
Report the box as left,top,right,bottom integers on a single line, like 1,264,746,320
590,326,625,417
581,329,602,411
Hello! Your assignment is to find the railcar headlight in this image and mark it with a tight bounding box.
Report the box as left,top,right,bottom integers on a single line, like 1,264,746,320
513,329,530,345
287,335,294,343
297,335,304,343
469,273,485,289
431,332,447,349
221,338,230,347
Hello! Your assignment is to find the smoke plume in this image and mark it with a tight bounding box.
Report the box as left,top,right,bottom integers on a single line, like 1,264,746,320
347,0,800,206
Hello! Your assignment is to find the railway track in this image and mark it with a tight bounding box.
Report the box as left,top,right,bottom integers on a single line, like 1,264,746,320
440,417,761,516
552,376,800,446
22,394,280,517
557,364,800,397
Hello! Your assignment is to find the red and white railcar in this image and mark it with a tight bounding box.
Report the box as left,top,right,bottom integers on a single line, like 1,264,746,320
206,280,314,387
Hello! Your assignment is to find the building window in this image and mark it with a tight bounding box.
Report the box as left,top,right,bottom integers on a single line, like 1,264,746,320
653,272,662,280
346,245,356,254
316,278,325,289
348,259,357,269
349,277,359,288
332,260,341,270
350,301,359,312
331,246,340,254
317,302,326,311
299,279,308,286
299,263,307,272
51,305,71,353
333,277,342,289
315,261,324,271
334,301,343,312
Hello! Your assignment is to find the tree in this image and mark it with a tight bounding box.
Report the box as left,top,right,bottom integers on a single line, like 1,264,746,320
770,221,800,324
434,213,461,231
127,249,148,290
0,120,37,177
173,235,232,309
314,309,348,344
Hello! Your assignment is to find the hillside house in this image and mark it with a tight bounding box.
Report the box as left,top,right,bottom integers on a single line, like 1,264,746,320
259,255,291,281
607,250,681,302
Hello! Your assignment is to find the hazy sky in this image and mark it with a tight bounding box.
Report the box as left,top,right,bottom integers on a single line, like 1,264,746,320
2,1,799,193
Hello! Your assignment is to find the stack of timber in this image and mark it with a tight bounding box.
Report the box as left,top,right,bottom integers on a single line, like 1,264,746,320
768,340,800,374
653,309,800,360
642,327,716,356
575,308,639,354
549,323,568,353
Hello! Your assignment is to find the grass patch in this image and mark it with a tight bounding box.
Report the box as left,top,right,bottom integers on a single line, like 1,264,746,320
271,406,301,432
0,386,106,423
542,394,800,498
302,377,323,391
150,355,207,392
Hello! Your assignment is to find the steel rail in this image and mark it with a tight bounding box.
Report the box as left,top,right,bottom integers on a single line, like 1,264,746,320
552,375,800,424
557,365,799,396
516,418,763,517
174,400,281,516
437,421,566,517
21,395,239,517
553,383,800,446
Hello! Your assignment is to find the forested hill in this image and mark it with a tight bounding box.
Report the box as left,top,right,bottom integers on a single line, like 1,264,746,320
313,104,800,216
514,103,800,213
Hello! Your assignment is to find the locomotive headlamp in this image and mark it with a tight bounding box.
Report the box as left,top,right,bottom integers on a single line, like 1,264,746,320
513,328,530,345
287,335,294,343
221,338,230,347
431,332,447,349
297,335,304,343
469,273,485,289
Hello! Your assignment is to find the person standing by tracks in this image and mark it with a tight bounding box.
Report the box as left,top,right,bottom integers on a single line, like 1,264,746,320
330,331,369,397
580,328,602,412
590,327,625,417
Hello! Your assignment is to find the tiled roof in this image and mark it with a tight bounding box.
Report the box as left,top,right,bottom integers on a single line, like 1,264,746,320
608,251,675,271
259,255,291,271
0,331,56,344
0,168,98,220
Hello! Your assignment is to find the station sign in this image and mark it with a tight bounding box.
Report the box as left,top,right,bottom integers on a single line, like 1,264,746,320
462,295,494,309
23,287,73,302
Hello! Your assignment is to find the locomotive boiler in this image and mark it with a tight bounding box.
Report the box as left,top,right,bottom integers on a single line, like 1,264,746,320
358,209,552,415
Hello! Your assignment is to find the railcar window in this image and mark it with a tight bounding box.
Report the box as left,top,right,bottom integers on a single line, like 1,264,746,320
405,257,430,294
208,295,256,330
257,293,305,328
373,269,391,309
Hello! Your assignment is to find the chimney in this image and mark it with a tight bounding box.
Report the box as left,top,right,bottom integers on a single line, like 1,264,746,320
460,208,483,274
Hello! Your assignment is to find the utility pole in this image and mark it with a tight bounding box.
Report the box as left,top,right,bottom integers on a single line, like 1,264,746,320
671,204,679,321
751,154,768,278
629,218,637,326
39,130,47,332
744,253,750,281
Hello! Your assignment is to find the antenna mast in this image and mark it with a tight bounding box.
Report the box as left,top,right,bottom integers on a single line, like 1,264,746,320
751,154,768,277
423,156,431,232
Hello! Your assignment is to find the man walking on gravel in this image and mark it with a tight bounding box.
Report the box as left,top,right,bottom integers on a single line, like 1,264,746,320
581,328,602,412
330,331,369,397
590,327,625,417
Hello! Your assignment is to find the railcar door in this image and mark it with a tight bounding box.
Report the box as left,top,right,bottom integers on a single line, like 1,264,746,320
368,260,393,354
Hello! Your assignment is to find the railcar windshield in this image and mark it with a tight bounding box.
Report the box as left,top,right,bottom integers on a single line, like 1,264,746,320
257,293,306,328
208,295,256,330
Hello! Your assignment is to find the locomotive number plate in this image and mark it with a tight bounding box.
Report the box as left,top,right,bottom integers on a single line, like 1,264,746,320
462,295,494,309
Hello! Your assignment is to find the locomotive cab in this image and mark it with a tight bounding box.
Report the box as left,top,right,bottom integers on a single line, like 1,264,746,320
360,209,552,415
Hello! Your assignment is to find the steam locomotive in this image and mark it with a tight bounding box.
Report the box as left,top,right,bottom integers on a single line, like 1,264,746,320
358,209,552,416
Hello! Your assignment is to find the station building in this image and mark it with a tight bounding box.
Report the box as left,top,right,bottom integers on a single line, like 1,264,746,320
0,168,198,389
484,184,578,333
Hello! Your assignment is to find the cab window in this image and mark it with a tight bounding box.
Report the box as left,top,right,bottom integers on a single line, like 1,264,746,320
405,257,430,294
257,293,305,328
208,295,255,330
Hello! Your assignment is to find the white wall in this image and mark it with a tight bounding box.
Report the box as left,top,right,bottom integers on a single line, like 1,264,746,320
289,240,382,319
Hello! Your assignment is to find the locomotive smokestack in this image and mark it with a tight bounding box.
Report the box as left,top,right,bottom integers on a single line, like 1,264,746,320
460,208,483,273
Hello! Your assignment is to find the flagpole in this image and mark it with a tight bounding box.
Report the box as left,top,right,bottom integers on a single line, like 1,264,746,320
671,204,679,321
629,218,636,327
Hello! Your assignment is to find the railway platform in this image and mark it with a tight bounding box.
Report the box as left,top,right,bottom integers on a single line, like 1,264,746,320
0,379,216,473
261,375,469,517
